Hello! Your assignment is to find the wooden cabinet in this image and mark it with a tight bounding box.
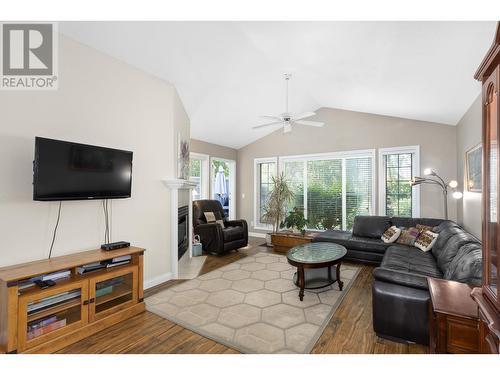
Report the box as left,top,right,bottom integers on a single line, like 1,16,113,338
428,278,480,354
472,21,500,354
0,247,145,354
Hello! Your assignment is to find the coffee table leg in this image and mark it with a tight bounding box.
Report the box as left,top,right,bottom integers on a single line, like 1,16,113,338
336,262,344,291
298,265,305,301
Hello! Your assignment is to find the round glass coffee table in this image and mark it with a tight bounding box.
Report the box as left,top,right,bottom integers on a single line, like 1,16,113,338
287,242,347,301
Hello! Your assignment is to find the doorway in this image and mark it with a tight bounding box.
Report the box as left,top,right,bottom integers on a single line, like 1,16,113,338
210,158,236,220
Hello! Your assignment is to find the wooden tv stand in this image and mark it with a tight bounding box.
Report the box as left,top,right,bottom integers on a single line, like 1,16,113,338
0,246,145,354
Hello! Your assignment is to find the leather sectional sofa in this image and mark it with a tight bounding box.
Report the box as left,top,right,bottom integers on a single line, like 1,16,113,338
313,215,482,344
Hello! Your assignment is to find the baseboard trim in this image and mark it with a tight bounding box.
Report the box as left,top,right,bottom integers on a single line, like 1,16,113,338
248,231,266,239
144,272,173,290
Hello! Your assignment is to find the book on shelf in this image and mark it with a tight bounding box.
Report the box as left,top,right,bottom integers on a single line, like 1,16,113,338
96,285,114,298
76,262,106,274
106,260,130,268
41,270,71,282
111,255,132,263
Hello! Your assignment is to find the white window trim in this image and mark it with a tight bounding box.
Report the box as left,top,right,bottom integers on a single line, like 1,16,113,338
277,149,376,231
378,145,420,218
254,157,278,230
190,152,209,199
210,157,237,220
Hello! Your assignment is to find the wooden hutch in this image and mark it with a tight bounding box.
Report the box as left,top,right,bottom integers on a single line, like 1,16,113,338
471,21,500,354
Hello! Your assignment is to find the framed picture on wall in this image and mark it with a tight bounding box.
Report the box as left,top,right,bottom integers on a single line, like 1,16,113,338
466,143,482,193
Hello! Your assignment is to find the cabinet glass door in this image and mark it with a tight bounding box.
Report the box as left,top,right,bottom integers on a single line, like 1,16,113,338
18,280,88,351
89,266,137,322
484,67,500,306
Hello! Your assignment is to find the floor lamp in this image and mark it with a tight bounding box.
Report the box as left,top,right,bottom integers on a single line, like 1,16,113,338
411,168,463,220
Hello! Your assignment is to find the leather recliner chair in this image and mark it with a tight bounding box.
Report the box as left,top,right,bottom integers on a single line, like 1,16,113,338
193,199,248,255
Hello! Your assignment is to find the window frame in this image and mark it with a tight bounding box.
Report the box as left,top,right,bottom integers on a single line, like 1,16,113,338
190,152,209,200
278,149,376,231
378,146,420,218
254,157,278,230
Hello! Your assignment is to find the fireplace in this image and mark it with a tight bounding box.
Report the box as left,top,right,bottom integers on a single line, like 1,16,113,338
178,205,189,260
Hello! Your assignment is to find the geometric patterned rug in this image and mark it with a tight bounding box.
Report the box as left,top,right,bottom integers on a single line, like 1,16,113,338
146,251,360,353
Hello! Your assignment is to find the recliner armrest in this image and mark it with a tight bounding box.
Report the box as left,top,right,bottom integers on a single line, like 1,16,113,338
373,267,429,291
195,222,223,237
226,219,247,228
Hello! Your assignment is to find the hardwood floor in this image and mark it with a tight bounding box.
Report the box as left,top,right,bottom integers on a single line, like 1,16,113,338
58,237,428,354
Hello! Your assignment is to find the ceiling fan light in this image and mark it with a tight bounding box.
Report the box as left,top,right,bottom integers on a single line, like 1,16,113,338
283,123,292,133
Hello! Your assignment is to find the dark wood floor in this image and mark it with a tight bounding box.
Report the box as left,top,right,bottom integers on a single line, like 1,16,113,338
58,238,428,354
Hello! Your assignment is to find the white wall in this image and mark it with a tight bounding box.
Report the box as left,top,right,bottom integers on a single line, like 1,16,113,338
0,35,189,286
456,95,482,238
237,107,458,233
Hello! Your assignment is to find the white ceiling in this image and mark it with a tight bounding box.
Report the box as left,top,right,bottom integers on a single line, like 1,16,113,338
61,21,497,149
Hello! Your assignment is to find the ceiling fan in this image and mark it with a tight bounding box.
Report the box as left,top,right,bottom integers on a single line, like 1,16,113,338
252,73,324,133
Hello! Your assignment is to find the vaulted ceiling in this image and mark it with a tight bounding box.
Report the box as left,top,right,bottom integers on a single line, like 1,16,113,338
61,21,497,149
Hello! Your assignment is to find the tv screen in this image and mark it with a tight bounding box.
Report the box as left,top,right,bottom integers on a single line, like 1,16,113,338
33,137,133,201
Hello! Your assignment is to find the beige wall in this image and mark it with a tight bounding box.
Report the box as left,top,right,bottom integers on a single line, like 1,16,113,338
190,138,238,161
456,95,482,238
0,35,189,287
237,107,458,233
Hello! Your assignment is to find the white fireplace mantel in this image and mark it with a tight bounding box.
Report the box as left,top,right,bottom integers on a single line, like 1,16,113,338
163,178,197,279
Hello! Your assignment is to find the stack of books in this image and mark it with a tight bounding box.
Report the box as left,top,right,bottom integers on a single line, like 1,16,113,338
76,255,132,275
27,316,67,340
104,255,132,268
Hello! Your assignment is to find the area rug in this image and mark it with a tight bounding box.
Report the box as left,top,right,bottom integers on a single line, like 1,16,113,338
146,252,360,353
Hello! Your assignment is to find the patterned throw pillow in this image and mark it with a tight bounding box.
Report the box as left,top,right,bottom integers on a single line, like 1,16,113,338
204,211,216,222
416,224,433,234
381,226,401,243
414,230,439,252
215,219,225,228
396,227,420,246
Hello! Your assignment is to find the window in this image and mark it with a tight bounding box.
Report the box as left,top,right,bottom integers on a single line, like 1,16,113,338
254,157,277,228
190,153,209,200
279,150,375,231
378,146,420,218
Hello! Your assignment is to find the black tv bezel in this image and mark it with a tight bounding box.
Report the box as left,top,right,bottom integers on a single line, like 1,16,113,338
33,137,133,202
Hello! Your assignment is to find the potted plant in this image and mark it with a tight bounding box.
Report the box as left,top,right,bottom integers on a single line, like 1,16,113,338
281,207,308,235
261,173,295,246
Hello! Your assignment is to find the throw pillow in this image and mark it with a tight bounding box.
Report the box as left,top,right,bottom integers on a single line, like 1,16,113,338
416,224,433,234
381,226,401,243
396,227,420,246
216,219,225,228
414,230,439,252
204,211,216,223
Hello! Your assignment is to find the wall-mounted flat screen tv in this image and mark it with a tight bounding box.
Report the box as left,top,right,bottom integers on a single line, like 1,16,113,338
33,137,133,201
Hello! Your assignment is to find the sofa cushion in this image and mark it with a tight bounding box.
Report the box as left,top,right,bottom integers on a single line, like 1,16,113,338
431,222,463,259
380,245,442,279
349,236,391,254
352,215,391,238
444,243,483,285
313,229,352,248
373,267,429,290
222,226,244,242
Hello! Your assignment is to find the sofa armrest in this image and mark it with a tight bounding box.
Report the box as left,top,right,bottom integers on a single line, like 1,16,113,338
373,267,429,291
225,219,248,243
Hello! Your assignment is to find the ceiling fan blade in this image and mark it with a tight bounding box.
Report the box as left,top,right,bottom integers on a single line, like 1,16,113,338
292,112,316,121
252,121,283,129
260,115,282,121
294,120,324,127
